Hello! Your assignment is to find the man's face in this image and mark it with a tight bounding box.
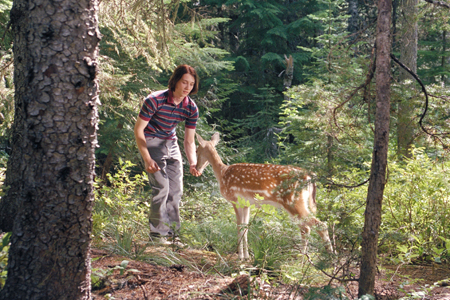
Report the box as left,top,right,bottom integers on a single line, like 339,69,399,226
174,73,195,98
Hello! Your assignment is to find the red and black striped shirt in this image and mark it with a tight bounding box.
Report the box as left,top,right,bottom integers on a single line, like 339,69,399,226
139,89,199,140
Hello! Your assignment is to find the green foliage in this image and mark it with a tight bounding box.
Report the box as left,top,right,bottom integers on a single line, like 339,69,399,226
93,159,149,251
381,148,450,263
202,0,332,151
181,191,238,257
0,232,11,289
416,2,450,85
96,0,234,174
303,285,348,300
91,259,140,290
319,148,450,265
277,0,375,175
0,1,13,145
0,0,12,50
0,153,10,289
231,85,283,162
279,75,374,174
248,204,303,274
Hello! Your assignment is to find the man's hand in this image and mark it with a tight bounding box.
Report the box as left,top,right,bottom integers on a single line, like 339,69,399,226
190,164,201,177
145,159,161,173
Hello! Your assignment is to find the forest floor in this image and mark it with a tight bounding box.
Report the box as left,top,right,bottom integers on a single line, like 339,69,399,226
91,246,450,300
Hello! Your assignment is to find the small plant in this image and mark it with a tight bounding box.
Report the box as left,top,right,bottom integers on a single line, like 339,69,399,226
93,159,149,249
303,285,349,300
91,259,140,290
0,232,11,288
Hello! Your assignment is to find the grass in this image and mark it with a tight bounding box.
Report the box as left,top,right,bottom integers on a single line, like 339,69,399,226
92,187,337,285
90,166,353,298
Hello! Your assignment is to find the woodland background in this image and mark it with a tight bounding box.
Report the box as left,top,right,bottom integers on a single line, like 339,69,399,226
0,0,450,298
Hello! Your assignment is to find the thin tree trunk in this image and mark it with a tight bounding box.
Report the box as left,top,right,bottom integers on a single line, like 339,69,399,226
397,0,418,159
442,30,447,86
283,54,294,100
358,0,392,297
0,0,100,298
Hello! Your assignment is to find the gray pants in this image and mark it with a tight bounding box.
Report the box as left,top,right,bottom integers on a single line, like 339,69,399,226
146,138,183,236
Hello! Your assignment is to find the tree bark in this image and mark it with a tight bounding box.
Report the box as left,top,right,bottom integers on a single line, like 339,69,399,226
0,0,100,298
397,0,418,159
358,0,392,297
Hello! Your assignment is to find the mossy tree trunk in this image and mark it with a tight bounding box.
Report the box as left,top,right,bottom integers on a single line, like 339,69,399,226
0,0,100,298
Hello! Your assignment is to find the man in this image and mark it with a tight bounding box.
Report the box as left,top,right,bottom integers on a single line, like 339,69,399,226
134,64,201,244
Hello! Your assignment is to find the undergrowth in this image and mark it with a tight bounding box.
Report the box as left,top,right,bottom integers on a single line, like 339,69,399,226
91,149,450,299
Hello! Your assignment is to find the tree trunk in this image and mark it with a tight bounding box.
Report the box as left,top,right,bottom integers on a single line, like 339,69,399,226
397,0,418,159
283,54,294,99
0,0,100,298
442,30,447,86
358,0,392,297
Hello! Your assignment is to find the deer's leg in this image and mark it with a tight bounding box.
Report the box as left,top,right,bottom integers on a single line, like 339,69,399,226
300,216,333,253
298,221,311,254
233,204,250,260
241,205,250,260
315,220,333,253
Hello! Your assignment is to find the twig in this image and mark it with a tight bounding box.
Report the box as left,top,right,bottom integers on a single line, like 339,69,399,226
326,178,370,189
140,285,150,300
212,266,225,278
301,251,359,283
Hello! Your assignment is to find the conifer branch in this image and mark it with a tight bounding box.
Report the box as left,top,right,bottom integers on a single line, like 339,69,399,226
332,46,376,131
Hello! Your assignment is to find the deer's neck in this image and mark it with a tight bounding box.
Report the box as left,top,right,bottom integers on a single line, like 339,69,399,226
206,146,228,181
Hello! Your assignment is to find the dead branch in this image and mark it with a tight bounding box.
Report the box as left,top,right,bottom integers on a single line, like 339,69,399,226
423,0,450,8
390,54,449,147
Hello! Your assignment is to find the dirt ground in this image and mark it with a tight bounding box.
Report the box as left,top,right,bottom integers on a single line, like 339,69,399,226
91,247,450,300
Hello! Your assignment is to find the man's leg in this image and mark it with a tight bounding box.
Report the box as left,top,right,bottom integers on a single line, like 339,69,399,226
165,139,183,235
146,138,172,236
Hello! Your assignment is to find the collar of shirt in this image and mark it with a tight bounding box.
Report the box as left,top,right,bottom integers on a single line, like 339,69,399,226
168,90,188,108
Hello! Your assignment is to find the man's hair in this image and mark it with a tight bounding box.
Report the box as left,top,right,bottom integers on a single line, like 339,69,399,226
168,64,199,95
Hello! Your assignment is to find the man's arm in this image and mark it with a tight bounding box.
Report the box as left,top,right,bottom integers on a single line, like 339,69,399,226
134,116,160,173
184,128,201,177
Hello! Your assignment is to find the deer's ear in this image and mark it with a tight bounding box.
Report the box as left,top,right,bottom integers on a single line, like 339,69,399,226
211,132,220,146
196,133,205,146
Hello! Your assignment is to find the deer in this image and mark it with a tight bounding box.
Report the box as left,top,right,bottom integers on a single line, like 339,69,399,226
195,132,333,260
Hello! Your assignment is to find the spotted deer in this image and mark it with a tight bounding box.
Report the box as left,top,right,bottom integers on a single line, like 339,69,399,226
195,132,333,260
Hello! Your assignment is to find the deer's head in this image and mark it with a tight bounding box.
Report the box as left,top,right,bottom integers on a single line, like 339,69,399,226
195,132,220,174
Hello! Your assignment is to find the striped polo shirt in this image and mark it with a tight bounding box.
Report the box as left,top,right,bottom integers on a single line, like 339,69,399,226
139,89,199,140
